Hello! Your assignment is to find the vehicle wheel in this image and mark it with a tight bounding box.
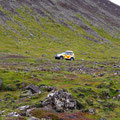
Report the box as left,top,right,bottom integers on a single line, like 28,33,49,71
60,56,63,60
70,57,74,61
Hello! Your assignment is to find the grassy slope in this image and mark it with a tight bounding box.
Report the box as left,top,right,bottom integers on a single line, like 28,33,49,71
0,4,120,120
0,5,119,61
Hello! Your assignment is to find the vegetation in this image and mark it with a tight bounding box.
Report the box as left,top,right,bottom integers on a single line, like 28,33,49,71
0,1,120,120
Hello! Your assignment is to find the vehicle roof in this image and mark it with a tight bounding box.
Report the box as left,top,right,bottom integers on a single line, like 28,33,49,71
65,50,73,52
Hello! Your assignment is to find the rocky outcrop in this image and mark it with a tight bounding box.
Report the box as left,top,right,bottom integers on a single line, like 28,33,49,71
41,89,77,112
26,84,41,94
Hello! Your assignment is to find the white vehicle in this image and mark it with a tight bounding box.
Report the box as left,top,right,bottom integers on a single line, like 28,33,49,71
55,50,75,61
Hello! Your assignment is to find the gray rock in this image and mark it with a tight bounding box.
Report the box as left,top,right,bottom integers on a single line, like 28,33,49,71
117,94,120,100
26,108,35,117
0,79,2,88
98,73,105,77
99,118,107,120
42,54,46,57
26,84,41,94
29,117,40,120
5,112,20,117
0,111,4,115
17,105,30,111
41,89,77,112
89,109,96,114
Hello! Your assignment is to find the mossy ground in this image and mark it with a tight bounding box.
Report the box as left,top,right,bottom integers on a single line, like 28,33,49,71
0,57,120,120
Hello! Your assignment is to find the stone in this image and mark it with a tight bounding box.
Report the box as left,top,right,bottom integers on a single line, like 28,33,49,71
29,117,40,120
0,111,4,115
98,73,105,77
117,94,120,100
0,79,2,88
89,109,96,114
41,89,77,112
26,84,41,94
6,112,20,117
17,105,30,111
26,108,34,117
99,118,107,120
42,54,46,57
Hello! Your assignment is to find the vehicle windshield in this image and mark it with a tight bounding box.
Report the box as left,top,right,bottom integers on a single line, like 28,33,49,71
65,52,73,55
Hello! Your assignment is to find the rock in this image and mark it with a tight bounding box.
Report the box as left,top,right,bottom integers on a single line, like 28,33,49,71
17,105,30,116
52,66,62,72
26,108,35,117
17,105,30,111
82,52,87,55
117,94,120,100
0,112,2,115
0,79,2,88
99,118,107,120
26,84,41,94
113,65,119,68
78,93,85,98
42,54,46,57
5,112,20,117
98,73,105,77
114,73,117,75
29,117,40,120
0,111,4,116
20,90,32,98
100,91,110,99
41,89,77,112
89,109,96,114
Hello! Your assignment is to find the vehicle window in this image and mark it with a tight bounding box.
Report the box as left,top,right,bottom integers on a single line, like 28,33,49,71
65,52,68,55
65,52,73,55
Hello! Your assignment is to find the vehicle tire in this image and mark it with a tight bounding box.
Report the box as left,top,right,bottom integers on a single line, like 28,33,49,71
70,57,74,61
60,56,63,60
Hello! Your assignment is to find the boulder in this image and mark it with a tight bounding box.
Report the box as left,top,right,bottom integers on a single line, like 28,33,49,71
26,84,41,94
41,89,77,112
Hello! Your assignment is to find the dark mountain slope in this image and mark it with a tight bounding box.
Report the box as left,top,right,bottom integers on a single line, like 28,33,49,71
0,0,120,60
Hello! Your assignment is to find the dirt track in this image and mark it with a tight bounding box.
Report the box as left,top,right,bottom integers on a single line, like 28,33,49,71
0,55,28,60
